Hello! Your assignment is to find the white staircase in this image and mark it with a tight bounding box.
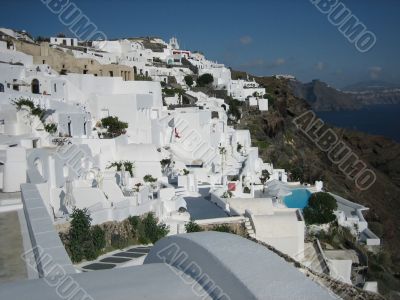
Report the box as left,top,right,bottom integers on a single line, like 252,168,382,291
244,217,256,238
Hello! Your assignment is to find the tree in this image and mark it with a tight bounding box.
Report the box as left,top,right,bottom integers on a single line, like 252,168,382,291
142,213,169,244
68,208,95,262
197,73,214,87
184,75,194,87
303,192,338,225
101,116,128,138
185,220,203,233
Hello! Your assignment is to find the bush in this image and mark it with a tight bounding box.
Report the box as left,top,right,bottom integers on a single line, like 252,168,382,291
44,123,57,134
13,98,46,121
303,192,338,225
142,213,169,244
68,208,99,263
185,220,203,233
143,174,157,183
135,74,152,81
226,98,243,123
222,191,233,198
212,224,234,233
91,225,106,252
184,75,194,87
290,166,304,182
101,116,128,138
197,73,214,87
107,160,135,177
163,88,176,97
111,232,129,249
128,213,169,244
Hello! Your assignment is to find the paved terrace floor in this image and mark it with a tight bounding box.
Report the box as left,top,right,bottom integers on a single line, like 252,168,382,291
184,187,229,220
79,246,152,272
0,210,27,283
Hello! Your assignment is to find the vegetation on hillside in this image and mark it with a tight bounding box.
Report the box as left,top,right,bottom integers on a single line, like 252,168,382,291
303,192,338,225
236,74,400,296
60,209,168,263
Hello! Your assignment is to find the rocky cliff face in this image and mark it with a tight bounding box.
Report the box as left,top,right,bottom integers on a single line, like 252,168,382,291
237,76,400,295
349,89,400,106
290,79,400,111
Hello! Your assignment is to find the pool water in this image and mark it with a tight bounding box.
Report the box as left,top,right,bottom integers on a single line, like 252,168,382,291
284,189,311,209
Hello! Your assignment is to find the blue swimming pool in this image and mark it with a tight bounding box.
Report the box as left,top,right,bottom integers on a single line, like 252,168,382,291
284,189,312,209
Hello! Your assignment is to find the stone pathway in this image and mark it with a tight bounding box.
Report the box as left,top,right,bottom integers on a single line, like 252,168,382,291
79,246,152,271
0,211,27,283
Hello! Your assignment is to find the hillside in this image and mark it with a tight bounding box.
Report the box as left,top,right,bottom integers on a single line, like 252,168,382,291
237,76,400,295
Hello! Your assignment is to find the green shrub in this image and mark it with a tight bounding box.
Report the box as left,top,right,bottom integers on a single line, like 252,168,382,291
142,213,169,244
184,75,194,87
197,73,214,87
101,116,128,138
91,225,106,253
212,224,234,233
135,74,152,81
13,98,46,121
128,213,169,244
44,123,57,134
303,192,338,225
107,161,135,177
68,208,98,263
185,220,203,233
143,174,157,183
111,233,129,249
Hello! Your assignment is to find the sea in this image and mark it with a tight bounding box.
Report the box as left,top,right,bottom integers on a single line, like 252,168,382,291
317,104,400,143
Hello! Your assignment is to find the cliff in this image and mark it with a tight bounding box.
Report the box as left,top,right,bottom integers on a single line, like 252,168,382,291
236,76,400,296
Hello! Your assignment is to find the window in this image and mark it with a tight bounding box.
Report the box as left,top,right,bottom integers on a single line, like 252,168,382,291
42,60,46,64
53,83,57,93
0,83,4,92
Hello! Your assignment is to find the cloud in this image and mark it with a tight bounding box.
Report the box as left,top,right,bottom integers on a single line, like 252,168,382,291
314,62,325,71
239,36,253,45
369,66,382,79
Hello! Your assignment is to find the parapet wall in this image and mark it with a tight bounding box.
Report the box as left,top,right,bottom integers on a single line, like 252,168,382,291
21,183,75,277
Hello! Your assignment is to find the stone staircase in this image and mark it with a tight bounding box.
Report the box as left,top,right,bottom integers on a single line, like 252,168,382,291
244,217,256,238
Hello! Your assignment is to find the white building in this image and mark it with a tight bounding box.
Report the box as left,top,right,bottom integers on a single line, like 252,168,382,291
50,37,78,47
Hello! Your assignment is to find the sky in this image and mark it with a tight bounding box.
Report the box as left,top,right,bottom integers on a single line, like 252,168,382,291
1,0,399,89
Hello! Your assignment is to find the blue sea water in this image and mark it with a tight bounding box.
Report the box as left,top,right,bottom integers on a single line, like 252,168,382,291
284,189,312,209
317,104,400,143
